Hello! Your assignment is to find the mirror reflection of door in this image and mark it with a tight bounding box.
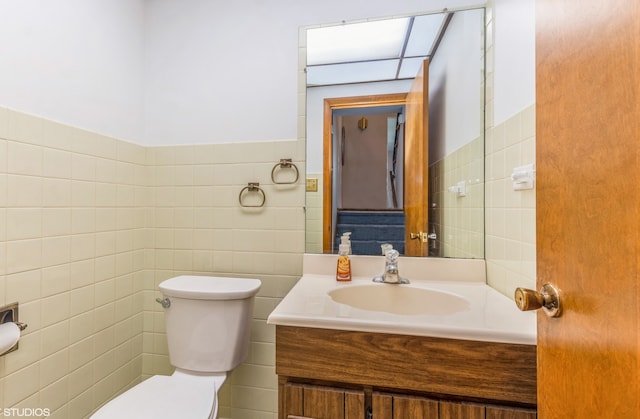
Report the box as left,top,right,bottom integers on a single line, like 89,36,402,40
403,59,430,257
322,94,407,254
322,56,429,258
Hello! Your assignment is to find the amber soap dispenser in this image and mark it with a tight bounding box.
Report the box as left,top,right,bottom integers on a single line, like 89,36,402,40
336,243,352,281
336,233,352,281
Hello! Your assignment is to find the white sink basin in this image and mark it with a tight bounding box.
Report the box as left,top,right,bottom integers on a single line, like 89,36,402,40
267,255,537,344
329,284,470,315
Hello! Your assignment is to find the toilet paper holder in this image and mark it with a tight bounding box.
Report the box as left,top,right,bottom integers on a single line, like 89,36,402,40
0,302,28,355
13,322,28,331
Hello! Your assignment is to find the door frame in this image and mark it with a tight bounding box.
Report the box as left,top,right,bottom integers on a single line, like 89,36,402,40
322,94,408,253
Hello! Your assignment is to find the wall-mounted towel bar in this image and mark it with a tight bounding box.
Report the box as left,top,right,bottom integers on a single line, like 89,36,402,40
271,158,299,184
239,182,266,207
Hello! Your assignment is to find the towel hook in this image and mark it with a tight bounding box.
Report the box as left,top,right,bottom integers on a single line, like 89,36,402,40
271,158,299,184
238,182,266,207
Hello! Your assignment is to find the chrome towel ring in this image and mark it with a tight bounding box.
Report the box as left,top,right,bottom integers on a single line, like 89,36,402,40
271,158,299,184
238,182,266,207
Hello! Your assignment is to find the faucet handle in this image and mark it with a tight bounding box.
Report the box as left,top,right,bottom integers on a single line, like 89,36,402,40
380,243,393,256
385,249,399,262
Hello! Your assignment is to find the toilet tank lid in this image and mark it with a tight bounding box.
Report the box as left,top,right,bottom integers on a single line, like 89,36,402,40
159,276,261,300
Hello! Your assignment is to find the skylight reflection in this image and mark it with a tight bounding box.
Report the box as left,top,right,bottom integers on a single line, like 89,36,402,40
307,18,409,66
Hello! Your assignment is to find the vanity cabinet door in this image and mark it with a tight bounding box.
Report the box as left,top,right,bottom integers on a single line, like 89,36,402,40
373,392,439,418
484,406,537,419
372,393,536,419
283,383,364,419
439,400,485,418
284,383,304,418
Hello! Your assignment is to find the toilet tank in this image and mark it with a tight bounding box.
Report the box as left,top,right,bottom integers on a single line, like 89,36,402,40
158,276,261,373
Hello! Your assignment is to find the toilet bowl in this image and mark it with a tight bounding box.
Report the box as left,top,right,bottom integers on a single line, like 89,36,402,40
90,370,225,419
90,275,261,419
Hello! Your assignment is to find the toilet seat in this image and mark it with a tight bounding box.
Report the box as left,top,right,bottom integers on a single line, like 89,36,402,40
90,370,225,419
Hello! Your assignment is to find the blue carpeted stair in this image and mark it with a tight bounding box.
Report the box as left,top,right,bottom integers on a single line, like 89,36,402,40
335,210,405,255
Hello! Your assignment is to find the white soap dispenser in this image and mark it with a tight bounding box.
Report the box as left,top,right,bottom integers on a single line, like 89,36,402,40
341,232,352,255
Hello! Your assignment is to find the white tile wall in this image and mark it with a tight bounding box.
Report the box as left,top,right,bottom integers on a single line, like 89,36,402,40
0,106,148,419
304,172,323,253
0,106,304,418
484,1,537,297
430,136,485,258
144,142,304,419
484,104,537,297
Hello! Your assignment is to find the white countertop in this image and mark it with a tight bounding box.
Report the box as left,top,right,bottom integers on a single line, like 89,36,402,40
267,255,536,345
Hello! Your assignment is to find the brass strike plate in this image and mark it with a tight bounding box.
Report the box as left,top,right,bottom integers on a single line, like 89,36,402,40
306,178,318,192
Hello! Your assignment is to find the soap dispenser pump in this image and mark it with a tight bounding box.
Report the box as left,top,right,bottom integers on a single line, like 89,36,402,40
341,232,352,254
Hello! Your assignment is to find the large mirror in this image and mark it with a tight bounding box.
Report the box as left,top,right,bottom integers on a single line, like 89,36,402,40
304,7,485,258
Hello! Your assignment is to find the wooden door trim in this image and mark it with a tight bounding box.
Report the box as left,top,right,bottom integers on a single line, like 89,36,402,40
322,93,408,253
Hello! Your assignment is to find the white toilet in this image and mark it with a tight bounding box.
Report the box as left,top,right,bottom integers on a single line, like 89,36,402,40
91,275,262,419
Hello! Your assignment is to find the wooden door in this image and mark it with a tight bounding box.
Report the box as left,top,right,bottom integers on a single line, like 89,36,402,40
536,0,640,417
404,59,429,256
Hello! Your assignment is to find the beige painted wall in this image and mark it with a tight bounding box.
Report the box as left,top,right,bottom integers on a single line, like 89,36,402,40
339,113,392,210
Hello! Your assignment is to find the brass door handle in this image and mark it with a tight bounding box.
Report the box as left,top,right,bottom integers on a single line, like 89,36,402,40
410,232,423,241
514,283,562,318
410,232,436,242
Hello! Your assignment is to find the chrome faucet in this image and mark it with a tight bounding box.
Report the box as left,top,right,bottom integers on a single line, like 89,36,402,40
373,249,409,284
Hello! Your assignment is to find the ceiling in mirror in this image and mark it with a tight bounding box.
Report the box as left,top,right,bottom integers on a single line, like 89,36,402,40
306,13,449,86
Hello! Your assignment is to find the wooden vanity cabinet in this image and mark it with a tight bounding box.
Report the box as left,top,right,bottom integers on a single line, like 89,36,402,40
283,387,536,419
276,326,536,419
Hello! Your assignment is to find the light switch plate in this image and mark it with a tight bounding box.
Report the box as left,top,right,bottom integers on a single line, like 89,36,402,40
306,178,318,192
